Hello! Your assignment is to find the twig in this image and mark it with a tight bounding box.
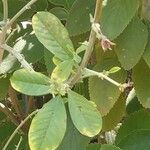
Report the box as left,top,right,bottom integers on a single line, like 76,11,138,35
1,44,33,71
2,109,39,150
8,86,23,120
7,0,37,28
83,68,121,87
5,27,18,43
0,0,38,60
0,102,19,126
15,136,23,150
2,0,8,24
68,0,103,87
0,0,8,61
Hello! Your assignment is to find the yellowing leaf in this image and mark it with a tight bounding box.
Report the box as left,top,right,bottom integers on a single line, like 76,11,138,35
68,90,102,137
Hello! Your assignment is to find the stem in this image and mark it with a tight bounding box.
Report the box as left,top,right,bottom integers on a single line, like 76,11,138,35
0,0,38,56
83,68,121,87
7,0,37,28
0,0,8,61
68,0,103,87
0,102,19,126
2,110,39,150
15,136,23,150
1,44,33,71
8,86,23,120
2,0,8,24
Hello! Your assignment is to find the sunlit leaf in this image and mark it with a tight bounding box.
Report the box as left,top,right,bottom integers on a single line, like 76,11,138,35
29,96,67,150
68,90,102,137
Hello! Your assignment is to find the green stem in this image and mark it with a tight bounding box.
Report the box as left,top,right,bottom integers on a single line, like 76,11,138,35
2,110,39,150
2,0,8,24
83,68,121,87
1,44,33,71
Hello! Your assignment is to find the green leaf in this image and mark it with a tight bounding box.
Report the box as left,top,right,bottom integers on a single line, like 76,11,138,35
58,105,90,150
32,0,48,11
89,59,126,116
29,96,67,150
0,76,10,100
32,12,75,61
44,49,55,75
117,130,150,150
21,34,44,63
0,0,34,20
126,96,143,115
87,144,122,150
48,0,75,9
68,90,102,137
50,7,68,20
108,67,121,74
101,0,139,40
10,69,52,96
102,94,126,132
66,0,95,36
51,60,74,82
115,110,150,145
114,17,148,70
133,60,150,108
143,22,150,68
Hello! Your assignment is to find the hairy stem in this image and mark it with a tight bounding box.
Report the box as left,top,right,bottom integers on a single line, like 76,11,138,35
1,44,33,71
83,68,121,87
7,0,37,28
2,110,39,150
68,0,103,87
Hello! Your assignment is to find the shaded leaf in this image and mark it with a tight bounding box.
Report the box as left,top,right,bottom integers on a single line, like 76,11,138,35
101,0,139,40
10,69,51,96
50,7,68,20
143,22,150,68
87,144,121,150
44,49,55,75
133,60,150,108
115,110,150,145
66,0,95,36
115,17,148,70
68,90,102,137
126,96,143,115
29,96,67,150
57,104,90,150
102,94,126,132
48,0,75,9
117,130,150,150
89,59,126,116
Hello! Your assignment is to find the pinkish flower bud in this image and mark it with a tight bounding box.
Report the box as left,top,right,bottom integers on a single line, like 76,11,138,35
100,36,116,52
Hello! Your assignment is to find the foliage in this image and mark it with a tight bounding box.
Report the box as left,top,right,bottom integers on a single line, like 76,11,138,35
0,0,150,150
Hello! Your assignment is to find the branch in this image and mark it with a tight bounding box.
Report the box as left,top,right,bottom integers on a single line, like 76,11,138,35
68,0,103,87
1,44,33,71
82,68,129,91
0,102,19,126
2,109,39,150
6,0,37,28
2,0,8,24
83,68,121,87
8,86,23,120
0,0,8,62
